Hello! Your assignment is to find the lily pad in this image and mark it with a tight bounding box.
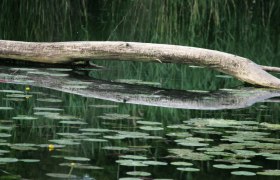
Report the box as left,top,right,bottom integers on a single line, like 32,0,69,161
12,115,38,120
139,126,164,131
257,169,280,176
59,120,87,125
176,167,200,172
82,138,108,142
0,107,13,110
34,107,64,111
170,161,193,166
142,161,167,166
37,98,63,103
59,163,103,170
0,157,18,163
64,156,90,161
213,164,239,169
49,139,80,145
90,104,118,108
19,159,40,163
231,171,256,176
168,149,213,161
0,133,11,138
136,121,162,125
119,178,142,180
120,155,147,160
46,173,76,179
103,146,129,151
80,128,112,133
126,171,151,176
116,160,148,167
235,164,262,169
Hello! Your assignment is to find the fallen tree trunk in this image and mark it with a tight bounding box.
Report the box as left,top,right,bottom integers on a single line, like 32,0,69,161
1,40,280,88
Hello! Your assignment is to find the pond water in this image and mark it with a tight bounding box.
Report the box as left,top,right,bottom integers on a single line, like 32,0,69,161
0,66,280,180
0,1,279,179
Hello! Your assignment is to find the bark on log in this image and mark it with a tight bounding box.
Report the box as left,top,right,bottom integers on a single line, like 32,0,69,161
1,40,280,88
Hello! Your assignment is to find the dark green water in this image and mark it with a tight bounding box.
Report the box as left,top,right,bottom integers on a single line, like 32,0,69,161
0,1,280,179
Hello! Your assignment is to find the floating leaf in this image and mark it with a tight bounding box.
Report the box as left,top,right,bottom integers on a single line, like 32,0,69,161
103,135,126,140
126,171,151,176
235,164,262,169
90,104,118,108
170,162,193,166
185,118,240,128
139,126,164,131
49,73,69,77
257,170,280,176
213,164,239,169
12,115,38,121
34,107,64,111
103,146,129,151
80,128,112,133
49,139,80,145
64,156,90,161
59,120,87,125
176,167,200,172
46,173,76,179
0,133,11,138
231,171,256,176
265,154,280,161
59,163,103,170
0,157,18,163
19,159,40,163
10,145,38,151
260,122,280,130
82,138,108,142
120,155,147,160
119,178,142,180
37,98,63,103
98,113,131,120
47,68,72,72
116,160,147,167
166,132,192,138
0,107,13,110
168,149,213,161
116,131,149,138
0,90,24,93
142,161,167,166
6,94,32,98
136,121,162,126
0,125,14,131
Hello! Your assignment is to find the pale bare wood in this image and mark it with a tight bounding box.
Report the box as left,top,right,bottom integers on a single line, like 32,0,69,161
1,40,280,88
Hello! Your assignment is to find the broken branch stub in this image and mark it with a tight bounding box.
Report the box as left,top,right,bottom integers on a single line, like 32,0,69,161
0,40,280,88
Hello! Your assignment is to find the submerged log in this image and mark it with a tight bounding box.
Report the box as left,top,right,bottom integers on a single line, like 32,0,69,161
1,40,280,88
1,66,280,110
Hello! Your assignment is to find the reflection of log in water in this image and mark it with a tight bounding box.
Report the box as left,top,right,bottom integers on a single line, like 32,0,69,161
1,67,280,110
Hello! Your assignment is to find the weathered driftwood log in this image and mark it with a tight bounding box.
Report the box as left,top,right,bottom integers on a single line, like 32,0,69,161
1,40,280,88
1,66,280,110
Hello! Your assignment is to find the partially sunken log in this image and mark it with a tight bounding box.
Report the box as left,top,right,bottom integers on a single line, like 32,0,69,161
1,40,280,88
